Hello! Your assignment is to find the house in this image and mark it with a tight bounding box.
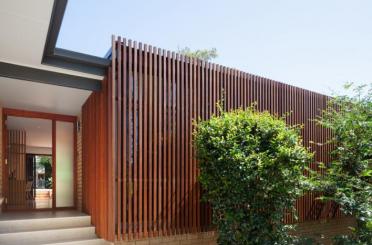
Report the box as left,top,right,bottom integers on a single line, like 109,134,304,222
0,0,354,244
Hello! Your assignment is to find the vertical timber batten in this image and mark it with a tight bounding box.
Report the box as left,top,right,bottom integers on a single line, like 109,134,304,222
91,36,341,241
81,39,116,242
109,36,116,241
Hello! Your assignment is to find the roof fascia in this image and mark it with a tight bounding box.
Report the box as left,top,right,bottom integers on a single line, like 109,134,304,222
0,61,101,91
42,0,110,77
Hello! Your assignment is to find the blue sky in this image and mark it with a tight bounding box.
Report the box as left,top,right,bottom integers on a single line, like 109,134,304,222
57,0,372,96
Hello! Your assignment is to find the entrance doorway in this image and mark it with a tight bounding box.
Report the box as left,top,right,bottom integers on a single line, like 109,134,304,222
26,154,53,209
2,109,76,210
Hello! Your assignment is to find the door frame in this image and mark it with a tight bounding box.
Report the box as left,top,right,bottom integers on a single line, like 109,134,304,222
2,108,77,211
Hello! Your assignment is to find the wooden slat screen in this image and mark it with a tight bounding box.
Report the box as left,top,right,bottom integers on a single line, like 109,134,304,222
7,130,27,207
82,76,115,241
107,37,341,240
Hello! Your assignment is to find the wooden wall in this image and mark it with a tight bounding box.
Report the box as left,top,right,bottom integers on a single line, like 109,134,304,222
83,37,340,241
82,76,115,241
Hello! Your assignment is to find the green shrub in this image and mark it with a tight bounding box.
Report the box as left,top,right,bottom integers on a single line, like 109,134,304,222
317,84,372,244
194,107,312,245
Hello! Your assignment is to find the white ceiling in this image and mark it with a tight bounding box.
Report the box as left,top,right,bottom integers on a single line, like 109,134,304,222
0,0,53,66
0,0,97,116
7,116,52,148
0,0,102,79
0,77,90,115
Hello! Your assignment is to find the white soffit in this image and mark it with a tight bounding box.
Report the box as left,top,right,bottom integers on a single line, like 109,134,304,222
7,116,52,148
0,76,91,116
0,0,102,80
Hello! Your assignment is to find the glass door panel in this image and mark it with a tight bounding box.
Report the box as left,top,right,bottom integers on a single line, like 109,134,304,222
55,121,74,207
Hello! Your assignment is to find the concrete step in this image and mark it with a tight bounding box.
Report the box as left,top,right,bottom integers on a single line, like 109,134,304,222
0,226,97,245
44,238,112,245
0,215,91,233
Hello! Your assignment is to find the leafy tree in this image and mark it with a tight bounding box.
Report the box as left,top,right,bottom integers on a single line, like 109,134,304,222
194,107,313,244
317,84,372,244
39,156,52,189
178,47,218,61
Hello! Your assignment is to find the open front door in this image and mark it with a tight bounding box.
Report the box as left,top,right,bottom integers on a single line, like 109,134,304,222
2,109,76,211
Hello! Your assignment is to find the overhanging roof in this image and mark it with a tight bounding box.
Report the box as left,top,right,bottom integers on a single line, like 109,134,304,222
42,0,110,76
0,0,108,91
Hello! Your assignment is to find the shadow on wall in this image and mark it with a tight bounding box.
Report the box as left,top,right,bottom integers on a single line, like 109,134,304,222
0,105,2,198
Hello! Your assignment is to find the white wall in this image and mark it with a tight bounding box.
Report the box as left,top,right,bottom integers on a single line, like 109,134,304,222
26,146,52,155
0,105,2,197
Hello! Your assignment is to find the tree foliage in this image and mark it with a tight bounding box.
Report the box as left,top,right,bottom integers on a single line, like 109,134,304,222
317,84,372,244
39,156,52,189
178,47,218,61
194,107,312,244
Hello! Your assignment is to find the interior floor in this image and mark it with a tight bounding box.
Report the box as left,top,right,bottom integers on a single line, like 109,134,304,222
6,199,52,210
7,188,53,210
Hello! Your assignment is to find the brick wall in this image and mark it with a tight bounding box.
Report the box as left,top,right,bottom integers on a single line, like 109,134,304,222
113,217,354,245
76,114,83,210
294,216,356,245
115,231,216,245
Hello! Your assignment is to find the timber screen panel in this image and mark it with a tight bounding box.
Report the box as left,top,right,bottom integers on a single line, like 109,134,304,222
88,37,341,241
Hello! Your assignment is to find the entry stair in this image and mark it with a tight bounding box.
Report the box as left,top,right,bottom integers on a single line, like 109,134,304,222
0,210,112,245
